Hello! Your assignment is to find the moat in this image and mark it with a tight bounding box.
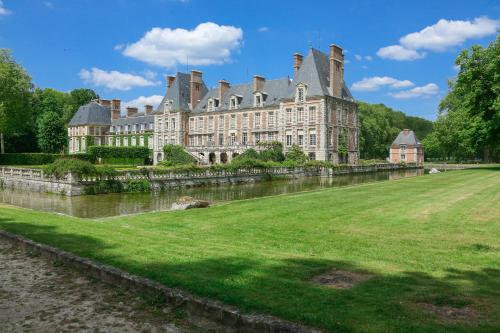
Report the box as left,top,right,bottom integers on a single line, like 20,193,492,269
0,169,424,218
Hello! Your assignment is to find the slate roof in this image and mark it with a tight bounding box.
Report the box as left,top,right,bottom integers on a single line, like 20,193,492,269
111,114,155,126
69,102,111,126
153,72,207,114
391,130,421,146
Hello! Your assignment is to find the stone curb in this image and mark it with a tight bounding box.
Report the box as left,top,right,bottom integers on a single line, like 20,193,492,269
0,230,323,333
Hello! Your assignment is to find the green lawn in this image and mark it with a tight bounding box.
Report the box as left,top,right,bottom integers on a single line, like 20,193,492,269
1,168,499,332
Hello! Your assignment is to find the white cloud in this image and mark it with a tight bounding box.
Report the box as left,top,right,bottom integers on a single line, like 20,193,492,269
79,68,160,91
0,0,11,16
258,26,269,32
351,76,414,91
123,22,243,68
114,44,125,51
400,17,499,51
365,55,373,61
122,95,164,112
389,83,439,99
377,45,425,60
354,54,362,61
377,16,500,61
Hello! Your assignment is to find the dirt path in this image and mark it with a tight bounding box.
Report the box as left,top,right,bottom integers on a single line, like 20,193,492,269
0,238,229,333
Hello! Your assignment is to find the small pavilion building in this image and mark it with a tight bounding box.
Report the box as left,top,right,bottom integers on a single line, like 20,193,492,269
389,129,424,166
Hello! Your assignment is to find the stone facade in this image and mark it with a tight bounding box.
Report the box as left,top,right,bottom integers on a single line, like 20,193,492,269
153,44,359,165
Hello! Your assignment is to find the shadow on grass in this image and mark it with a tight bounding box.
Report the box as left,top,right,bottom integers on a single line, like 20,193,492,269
1,219,499,333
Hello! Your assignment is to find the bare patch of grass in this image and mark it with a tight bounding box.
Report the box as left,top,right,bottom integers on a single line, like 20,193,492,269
311,269,372,289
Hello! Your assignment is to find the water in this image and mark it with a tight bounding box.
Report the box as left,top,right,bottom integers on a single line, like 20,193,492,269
0,169,425,218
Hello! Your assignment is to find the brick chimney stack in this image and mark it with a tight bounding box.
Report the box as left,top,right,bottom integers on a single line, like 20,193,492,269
329,44,344,98
293,53,303,78
218,80,230,101
145,105,153,114
167,75,176,89
190,70,203,109
99,99,111,107
253,75,265,92
126,107,138,118
111,99,121,119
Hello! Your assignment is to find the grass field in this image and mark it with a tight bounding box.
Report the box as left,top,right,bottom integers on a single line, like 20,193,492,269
1,168,499,332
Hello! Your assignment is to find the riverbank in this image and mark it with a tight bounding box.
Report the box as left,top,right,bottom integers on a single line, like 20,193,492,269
0,168,499,332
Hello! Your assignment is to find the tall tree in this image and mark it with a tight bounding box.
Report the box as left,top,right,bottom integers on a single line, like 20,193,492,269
0,49,34,153
437,35,500,161
36,111,67,153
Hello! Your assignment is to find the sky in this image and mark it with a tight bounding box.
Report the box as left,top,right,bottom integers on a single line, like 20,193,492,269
0,0,499,120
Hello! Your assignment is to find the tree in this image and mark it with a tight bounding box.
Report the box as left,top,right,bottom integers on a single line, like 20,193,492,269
0,49,34,153
285,144,308,164
37,111,67,153
437,35,500,161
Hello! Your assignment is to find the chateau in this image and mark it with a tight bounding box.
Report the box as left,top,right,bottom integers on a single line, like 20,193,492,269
68,43,360,165
389,129,424,166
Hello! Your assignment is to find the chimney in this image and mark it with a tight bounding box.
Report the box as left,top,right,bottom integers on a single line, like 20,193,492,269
99,99,111,107
253,75,265,92
111,99,121,119
167,75,176,89
293,53,303,77
329,44,344,98
190,70,203,109
126,107,138,118
145,105,153,114
218,80,230,101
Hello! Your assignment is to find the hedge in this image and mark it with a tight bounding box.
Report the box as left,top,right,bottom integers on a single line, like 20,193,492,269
162,144,197,166
0,153,59,165
88,146,151,165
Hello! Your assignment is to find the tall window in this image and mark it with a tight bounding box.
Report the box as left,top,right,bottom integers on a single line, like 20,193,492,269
189,136,195,146
242,132,248,145
230,96,238,109
208,99,214,111
208,134,214,144
268,132,274,141
286,108,292,124
297,107,304,122
208,116,214,130
298,131,304,145
171,118,176,130
254,93,262,107
337,106,342,125
268,112,275,127
218,115,224,129
309,106,316,122
286,133,292,146
230,115,236,129
189,118,195,131
218,133,224,145
229,133,236,145
243,114,249,128
309,131,317,146
198,117,203,130
255,133,261,144
297,86,305,102
255,113,261,128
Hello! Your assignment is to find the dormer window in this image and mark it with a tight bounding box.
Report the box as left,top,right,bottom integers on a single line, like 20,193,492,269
254,93,262,107
208,98,215,112
230,96,238,109
296,85,306,103
164,100,173,112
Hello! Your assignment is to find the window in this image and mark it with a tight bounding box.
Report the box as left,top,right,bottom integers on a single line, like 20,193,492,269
131,136,136,146
164,100,173,112
230,115,236,129
255,133,261,144
400,154,406,161
218,115,224,129
309,106,316,122
165,120,169,131
123,137,129,146
243,113,249,128
286,108,292,124
141,123,145,131
140,136,144,146
208,116,214,130
149,122,154,130
297,86,305,102
286,133,292,146
229,133,236,145
268,132,274,141
125,125,129,132
171,118,176,130
298,131,304,145
242,132,248,145
208,134,214,144
198,117,203,130
189,136,195,146
218,133,224,145
208,99,214,111
115,137,120,147
189,118,195,131
309,132,317,146
336,106,342,125
255,113,261,128
254,93,262,107
268,112,275,127
230,96,238,109
297,107,304,122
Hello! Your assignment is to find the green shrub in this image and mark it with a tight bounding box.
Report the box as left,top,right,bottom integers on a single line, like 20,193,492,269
233,148,260,161
125,179,151,192
43,158,97,179
226,157,273,170
162,144,197,166
0,153,60,165
72,153,96,163
88,146,150,165
285,144,308,165
257,141,285,162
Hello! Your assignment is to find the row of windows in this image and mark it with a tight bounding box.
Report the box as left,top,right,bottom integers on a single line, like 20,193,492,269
112,136,153,148
285,106,317,124
189,111,277,132
285,130,317,147
187,132,278,147
111,123,153,133
156,118,176,132
207,93,265,112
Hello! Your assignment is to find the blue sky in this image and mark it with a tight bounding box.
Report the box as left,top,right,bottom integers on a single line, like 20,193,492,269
0,0,498,119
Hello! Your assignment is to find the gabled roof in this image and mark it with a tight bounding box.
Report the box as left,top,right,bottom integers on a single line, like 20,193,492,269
193,78,291,113
392,130,421,146
69,102,111,126
153,72,208,114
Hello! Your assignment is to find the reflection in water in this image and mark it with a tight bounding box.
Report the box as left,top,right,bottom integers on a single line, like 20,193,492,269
0,169,424,218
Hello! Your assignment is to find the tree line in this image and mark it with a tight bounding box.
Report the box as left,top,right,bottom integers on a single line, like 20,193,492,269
0,49,98,154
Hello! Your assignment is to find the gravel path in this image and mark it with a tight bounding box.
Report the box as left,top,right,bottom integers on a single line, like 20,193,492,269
0,238,229,333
